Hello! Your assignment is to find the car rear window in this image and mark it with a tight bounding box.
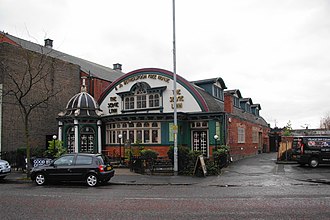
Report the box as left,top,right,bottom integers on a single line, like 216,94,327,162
96,155,111,165
76,155,93,165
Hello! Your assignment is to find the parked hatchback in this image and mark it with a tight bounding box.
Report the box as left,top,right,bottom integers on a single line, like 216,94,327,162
0,159,11,179
31,153,115,187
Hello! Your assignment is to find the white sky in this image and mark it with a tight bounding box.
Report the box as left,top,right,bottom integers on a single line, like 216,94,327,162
1,0,330,129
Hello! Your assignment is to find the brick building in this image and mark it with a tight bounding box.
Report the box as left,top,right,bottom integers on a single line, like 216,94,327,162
224,90,269,160
1,32,269,162
88,68,270,161
0,32,123,154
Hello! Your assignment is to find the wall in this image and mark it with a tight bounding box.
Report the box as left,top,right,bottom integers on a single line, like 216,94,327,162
0,43,81,152
80,72,111,101
227,115,269,161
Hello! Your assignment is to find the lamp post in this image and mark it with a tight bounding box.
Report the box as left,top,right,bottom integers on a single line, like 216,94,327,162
214,134,219,150
118,134,122,165
52,135,57,155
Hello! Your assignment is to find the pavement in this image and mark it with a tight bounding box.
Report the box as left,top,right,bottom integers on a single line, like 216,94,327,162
3,153,330,186
2,167,213,186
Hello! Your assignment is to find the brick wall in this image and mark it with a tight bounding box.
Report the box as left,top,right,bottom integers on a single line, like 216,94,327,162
80,72,111,101
0,43,81,152
227,116,270,161
224,93,233,113
103,146,170,158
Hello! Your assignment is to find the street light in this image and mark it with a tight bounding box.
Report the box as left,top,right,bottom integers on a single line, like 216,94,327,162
214,134,219,150
53,135,57,155
118,134,122,164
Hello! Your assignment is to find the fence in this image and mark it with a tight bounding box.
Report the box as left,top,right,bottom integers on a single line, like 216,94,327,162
0,151,53,170
277,136,294,161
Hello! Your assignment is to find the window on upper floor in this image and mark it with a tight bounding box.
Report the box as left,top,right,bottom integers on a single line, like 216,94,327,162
234,97,240,107
246,103,251,113
149,94,160,108
240,102,245,111
122,82,161,111
213,85,224,101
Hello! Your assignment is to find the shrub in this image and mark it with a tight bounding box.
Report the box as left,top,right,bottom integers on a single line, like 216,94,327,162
140,149,158,160
168,146,201,175
45,140,66,159
213,145,231,169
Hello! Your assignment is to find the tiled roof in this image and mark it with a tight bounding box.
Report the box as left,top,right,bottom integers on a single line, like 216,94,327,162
192,85,224,112
1,32,124,82
225,89,242,98
191,77,227,89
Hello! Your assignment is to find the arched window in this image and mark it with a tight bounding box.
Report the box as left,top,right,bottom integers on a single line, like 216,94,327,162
154,94,160,107
122,82,162,111
149,94,160,107
135,84,147,109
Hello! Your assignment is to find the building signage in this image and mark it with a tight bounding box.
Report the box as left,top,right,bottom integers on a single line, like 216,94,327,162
170,89,184,109
117,74,170,89
108,96,119,114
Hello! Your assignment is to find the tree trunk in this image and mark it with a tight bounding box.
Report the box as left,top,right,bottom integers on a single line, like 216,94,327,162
24,115,31,178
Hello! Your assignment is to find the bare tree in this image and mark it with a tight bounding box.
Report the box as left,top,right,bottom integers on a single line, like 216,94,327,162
320,113,330,129
0,45,62,177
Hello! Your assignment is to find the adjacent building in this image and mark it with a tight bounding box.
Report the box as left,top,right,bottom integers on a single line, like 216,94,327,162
0,32,123,153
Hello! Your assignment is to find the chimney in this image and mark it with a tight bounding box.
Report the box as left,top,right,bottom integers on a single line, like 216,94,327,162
44,38,53,48
113,63,122,71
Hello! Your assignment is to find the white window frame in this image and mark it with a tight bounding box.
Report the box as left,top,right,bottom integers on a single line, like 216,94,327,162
105,122,161,144
238,127,245,143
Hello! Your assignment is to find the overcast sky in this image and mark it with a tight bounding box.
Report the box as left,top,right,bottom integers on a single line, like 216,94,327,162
1,0,330,129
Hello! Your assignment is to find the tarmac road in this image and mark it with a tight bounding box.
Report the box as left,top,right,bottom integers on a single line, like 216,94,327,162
3,152,330,186
2,152,330,219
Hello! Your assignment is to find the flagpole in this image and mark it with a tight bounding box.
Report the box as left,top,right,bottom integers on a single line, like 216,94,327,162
172,0,178,175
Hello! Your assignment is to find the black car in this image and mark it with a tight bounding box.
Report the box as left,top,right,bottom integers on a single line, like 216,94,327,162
31,153,115,187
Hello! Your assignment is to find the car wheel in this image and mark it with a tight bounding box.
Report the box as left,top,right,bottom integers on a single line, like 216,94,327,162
86,174,98,187
309,158,319,168
35,173,46,186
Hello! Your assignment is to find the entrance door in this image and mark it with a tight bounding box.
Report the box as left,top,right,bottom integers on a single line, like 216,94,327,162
258,132,263,153
192,130,208,156
80,127,95,153
67,127,75,153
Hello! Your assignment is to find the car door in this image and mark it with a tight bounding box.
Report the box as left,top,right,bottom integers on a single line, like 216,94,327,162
47,155,75,181
70,155,94,181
